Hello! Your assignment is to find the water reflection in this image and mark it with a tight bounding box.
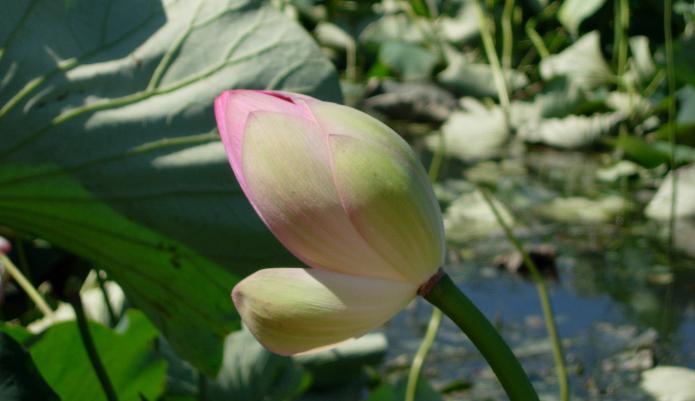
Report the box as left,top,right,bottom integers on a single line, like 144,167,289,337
384,149,695,400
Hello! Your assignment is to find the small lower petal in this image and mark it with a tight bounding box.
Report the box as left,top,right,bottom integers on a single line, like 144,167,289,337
232,268,417,356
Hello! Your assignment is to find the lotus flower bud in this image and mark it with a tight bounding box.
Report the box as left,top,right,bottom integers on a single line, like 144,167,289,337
215,90,445,355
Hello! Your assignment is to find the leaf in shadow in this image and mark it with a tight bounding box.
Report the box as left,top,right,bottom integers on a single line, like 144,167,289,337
0,0,341,374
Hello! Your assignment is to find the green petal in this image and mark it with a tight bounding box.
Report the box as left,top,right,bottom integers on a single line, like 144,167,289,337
242,111,404,281
232,268,416,355
329,134,445,285
307,100,415,161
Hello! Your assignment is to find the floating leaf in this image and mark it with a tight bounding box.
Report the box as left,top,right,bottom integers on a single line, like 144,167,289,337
596,160,643,182
430,99,508,161
379,41,439,80
443,188,514,242
360,14,424,47
363,80,456,123
626,36,657,87
537,195,629,224
605,92,652,117
641,366,695,401
558,0,607,36
314,22,355,50
510,78,586,128
645,164,695,220
518,112,623,148
437,1,479,43
438,48,528,98
540,31,613,90
0,0,340,374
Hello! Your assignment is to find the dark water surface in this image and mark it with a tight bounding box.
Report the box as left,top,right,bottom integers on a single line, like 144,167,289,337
384,149,695,400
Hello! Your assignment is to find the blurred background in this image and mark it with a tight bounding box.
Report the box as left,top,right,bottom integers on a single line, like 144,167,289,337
0,0,694,400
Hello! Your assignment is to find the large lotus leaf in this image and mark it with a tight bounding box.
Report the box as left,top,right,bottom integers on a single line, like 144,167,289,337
0,0,341,374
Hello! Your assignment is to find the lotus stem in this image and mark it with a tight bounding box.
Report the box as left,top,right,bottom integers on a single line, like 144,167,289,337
479,188,570,401
405,307,442,401
664,0,678,251
423,272,540,401
68,290,119,401
0,254,53,318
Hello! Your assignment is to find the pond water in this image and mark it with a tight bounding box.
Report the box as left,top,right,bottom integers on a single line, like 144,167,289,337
384,148,695,400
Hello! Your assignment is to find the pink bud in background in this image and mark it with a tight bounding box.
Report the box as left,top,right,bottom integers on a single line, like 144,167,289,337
0,236,10,254
215,90,445,355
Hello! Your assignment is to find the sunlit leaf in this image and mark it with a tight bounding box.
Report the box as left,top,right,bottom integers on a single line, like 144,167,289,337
443,188,514,242
540,31,613,90
437,2,479,43
518,112,623,148
558,0,607,36
645,164,695,220
641,366,695,401
438,48,528,98
429,99,508,161
537,195,629,224
625,36,657,87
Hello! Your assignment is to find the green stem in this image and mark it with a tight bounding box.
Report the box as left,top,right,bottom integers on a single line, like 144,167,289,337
473,0,511,127
404,123,448,401
479,188,570,401
96,270,118,326
525,19,550,60
0,254,53,317
424,273,540,401
399,0,445,59
69,292,119,401
502,0,515,72
428,131,446,181
613,0,630,81
405,308,443,401
664,0,678,252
